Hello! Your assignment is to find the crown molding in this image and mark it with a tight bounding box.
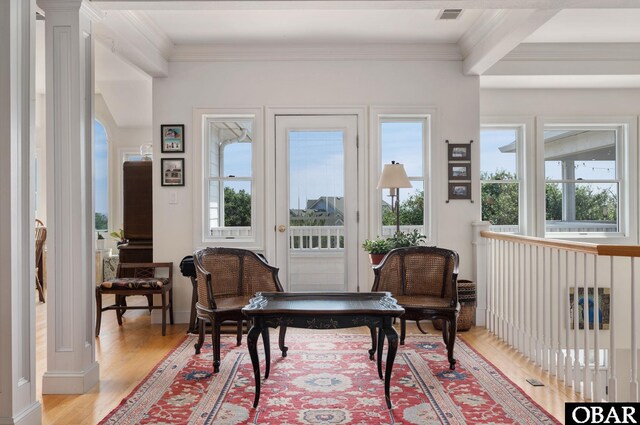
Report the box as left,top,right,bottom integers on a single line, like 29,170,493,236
119,10,174,58
170,43,462,62
503,43,640,61
94,1,640,11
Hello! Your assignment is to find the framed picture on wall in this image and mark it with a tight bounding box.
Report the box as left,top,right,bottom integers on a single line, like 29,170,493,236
448,163,471,180
448,182,471,200
161,158,185,186
448,143,470,161
161,124,185,153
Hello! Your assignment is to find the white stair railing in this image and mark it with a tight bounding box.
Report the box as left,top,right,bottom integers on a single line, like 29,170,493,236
476,226,640,402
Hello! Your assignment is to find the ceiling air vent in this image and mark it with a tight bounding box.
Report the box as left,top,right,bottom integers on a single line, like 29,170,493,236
438,9,463,20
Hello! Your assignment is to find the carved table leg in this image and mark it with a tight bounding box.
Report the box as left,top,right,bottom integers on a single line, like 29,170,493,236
382,319,399,409
278,326,288,357
368,326,377,360
262,327,271,379
247,323,263,408
377,327,385,379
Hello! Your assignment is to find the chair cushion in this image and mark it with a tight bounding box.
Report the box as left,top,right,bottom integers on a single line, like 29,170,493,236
99,277,169,290
394,295,454,309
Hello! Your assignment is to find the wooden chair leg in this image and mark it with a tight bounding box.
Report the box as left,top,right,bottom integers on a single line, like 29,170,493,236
213,320,221,373
161,290,167,336
95,287,102,336
146,294,154,313
35,273,45,303
115,295,124,326
169,287,174,324
236,320,242,346
400,317,407,345
194,317,205,354
446,318,457,370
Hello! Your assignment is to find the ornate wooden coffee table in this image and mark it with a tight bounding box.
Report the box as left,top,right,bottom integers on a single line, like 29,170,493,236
242,291,405,409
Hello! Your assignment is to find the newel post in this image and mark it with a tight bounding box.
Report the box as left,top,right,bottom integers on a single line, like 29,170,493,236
472,221,491,327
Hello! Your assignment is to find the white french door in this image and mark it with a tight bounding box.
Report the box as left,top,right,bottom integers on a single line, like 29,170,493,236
275,115,359,292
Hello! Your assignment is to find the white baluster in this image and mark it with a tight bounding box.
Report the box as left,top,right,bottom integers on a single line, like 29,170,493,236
609,256,616,401
573,251,580,394
593,255,600,401
565,249,573,386
631,257,638,401
583,253,592,400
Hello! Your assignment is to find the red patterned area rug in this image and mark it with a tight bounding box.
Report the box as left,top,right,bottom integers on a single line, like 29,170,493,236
99,332,559,424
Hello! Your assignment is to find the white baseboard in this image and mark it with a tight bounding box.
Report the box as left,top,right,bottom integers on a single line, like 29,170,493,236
0,401,41,425
42,362,99,394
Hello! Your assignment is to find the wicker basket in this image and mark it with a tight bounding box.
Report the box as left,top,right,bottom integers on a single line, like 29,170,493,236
433,279,476,332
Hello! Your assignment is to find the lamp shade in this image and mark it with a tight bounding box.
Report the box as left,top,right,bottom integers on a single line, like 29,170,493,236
377,162,412,189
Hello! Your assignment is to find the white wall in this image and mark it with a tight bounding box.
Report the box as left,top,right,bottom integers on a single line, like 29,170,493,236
481,88,640,116
153,59,481,323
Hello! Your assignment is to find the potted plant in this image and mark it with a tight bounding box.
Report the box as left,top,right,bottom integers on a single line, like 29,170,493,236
96,232,105,250
110,228,128,249
362,237,391,265
362,230,427,265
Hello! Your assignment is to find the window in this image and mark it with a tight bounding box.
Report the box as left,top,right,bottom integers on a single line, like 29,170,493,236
543,125,623,235
480,126,523,233
379,116,429,237
94,120,108,231
204,116,254,240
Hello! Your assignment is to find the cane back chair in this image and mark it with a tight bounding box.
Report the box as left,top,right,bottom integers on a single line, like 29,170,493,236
193,247,287,373
371,246,460,370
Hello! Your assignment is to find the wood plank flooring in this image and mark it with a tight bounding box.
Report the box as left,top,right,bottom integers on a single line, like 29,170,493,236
36,299,578,424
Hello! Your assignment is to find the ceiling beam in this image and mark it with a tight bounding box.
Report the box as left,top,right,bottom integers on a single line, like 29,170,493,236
461,9,559,76
93,1,640,11
94,10,172,77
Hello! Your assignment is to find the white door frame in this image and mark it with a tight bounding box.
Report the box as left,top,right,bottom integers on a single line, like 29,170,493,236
265,107,368,292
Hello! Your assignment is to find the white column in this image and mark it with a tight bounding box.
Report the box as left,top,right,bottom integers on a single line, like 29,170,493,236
472,221,491,327
0,0,42,423
38,0,103,394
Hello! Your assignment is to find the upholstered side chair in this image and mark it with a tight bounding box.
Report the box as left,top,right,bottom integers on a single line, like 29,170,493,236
95,262,174,336
371,246,460,369
193,247,287,373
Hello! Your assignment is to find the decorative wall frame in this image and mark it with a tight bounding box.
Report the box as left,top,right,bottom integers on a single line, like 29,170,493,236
161,158,185,186
448,143,471,161
448,163,471,180
569,287,610,330
161,124,185,153
448,182,471,200
446,140,473,202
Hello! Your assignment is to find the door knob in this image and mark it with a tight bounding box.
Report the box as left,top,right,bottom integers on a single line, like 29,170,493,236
278,224,286,233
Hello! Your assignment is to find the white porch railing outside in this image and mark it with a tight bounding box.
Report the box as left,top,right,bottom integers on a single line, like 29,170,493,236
476,223,640,402
490,221,618,234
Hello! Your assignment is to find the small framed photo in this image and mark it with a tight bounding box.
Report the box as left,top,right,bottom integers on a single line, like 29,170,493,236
161,124,185,153
449,182,471,200
449,163,471,180
161,158,185,187
448,143,470,161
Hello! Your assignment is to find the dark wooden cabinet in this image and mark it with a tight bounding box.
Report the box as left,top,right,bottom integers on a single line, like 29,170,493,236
120,161,153,264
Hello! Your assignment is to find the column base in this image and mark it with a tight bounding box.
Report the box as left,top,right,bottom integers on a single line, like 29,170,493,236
0,401,42,425
42,361,99,394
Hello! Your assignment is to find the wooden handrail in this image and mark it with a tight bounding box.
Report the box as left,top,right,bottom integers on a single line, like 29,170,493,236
480,231,640,257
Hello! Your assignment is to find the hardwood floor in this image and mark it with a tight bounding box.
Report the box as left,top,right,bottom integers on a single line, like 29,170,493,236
36,299,578,424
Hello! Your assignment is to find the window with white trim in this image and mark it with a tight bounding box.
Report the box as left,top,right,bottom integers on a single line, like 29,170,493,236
204,115,255,240
480,126,523,233
543,125,623,235
379,116,428,237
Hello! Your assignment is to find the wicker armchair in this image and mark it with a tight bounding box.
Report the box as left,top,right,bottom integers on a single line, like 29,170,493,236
35,222,47,303
193,247,286,373
371,246,460,370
